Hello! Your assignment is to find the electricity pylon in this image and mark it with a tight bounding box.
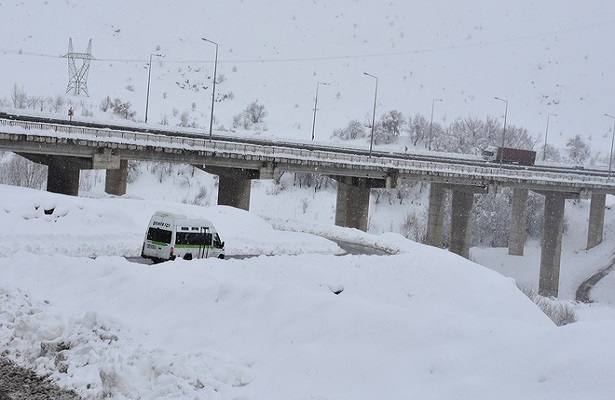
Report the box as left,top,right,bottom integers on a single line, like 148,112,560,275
63,38,92,96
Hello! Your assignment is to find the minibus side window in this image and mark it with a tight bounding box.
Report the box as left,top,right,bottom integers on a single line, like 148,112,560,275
177,232,206,246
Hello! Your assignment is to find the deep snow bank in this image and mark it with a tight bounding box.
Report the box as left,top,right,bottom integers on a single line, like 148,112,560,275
3,252,615,399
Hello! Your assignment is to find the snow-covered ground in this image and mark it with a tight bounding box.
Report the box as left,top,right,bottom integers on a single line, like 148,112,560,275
1,182,615,399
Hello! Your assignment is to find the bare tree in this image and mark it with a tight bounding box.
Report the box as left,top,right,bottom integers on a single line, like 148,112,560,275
10,84,28,109
27,95,45,111
408,113,429,146
51,94,65,113
331,119,367,140
377,110,406,144
541,144,562,162
566,134,590,164
0,154,46,189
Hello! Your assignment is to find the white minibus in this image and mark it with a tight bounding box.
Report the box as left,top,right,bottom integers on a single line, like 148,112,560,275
141,211,225,262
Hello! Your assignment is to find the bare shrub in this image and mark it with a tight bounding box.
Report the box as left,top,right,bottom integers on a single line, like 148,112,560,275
243,100,267,124
183,185,209,206
193,185,209,206
266,173,287,195
178,111,191,127
100,96,113,112
111,98,136,120
518,286,577,326
300,197,311,214
399,211,426,242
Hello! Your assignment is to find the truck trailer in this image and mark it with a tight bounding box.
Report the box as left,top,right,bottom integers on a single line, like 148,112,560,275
482,146,536,166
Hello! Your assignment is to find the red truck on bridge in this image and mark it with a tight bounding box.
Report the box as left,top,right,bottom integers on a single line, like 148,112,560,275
482,146,536,166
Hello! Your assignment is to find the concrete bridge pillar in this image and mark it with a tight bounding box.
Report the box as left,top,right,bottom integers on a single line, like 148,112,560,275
217,169,253,211
105,159,128,196
335,179,371,232
47,162,80,196
539,192,566,297
450,189,475,258
587,193,606,250
198,166,255,210
508,188,529,256
426,182,446,248
199,164,282,211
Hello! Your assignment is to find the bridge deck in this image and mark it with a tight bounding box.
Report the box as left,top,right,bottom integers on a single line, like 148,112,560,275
1,115,614,195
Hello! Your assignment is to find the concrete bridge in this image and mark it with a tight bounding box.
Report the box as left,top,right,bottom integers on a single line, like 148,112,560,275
1,114,614,298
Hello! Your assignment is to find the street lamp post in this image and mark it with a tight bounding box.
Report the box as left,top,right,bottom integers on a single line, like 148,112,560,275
429,99,443,150
495,97,508,165
605,113,615,177
145,53,162,124
202,38,219,141
311,82,329,141
364,72,378,157
542,113,557,161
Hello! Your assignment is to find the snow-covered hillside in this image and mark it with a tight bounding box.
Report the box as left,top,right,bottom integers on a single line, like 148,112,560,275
1,184,615,399
1,0,614,153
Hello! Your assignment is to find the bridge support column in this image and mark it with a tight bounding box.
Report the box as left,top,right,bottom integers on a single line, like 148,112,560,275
217,170,253,211
335,179,371,232
539,192,566,298
587,193,606,250
199,165,279,211
105,159,128,196
426,182,446,248
450,189,474,259
46,161,80,196
508,188,529,256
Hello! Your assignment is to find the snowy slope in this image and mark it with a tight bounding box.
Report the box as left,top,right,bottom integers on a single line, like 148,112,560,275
1,184,615,399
